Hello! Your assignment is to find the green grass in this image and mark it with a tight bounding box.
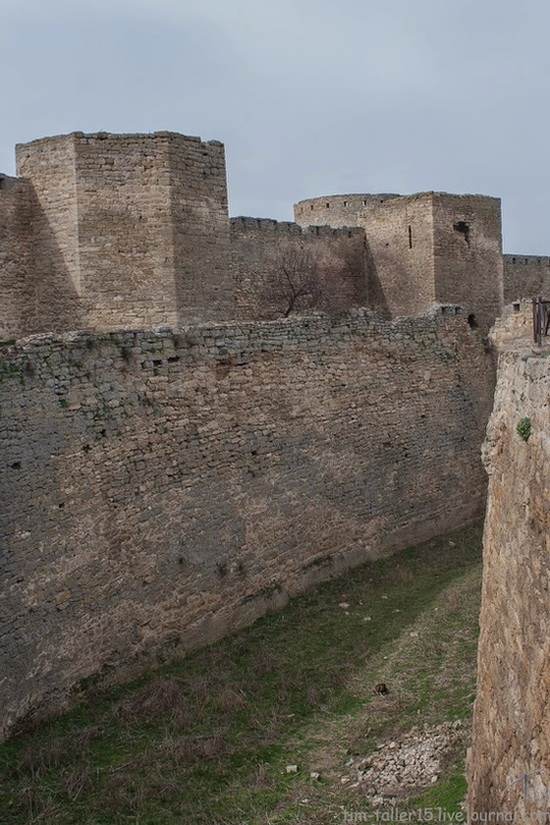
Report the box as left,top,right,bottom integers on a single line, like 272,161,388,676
0,523,483,824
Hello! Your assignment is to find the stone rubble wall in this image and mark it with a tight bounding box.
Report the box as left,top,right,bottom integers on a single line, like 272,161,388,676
231,218,367,320
0,309,494,740
433,194,504,335
293,194,399,228
360,194,436,320
0,176,35,340
503,253,550,304
468,313,550,824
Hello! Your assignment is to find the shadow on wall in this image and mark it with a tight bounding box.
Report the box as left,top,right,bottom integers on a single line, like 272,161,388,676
365,242,391,320
26,193,84,335
231,223,370,323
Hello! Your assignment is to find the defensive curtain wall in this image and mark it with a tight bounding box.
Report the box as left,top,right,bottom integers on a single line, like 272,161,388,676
468,303,550,823
503,254,550,304
0,129,547,739
0,310,494,740
1,129,547,341
230,218,367,320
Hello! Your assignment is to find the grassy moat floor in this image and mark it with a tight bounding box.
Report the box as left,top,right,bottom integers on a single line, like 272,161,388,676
0,524,483,824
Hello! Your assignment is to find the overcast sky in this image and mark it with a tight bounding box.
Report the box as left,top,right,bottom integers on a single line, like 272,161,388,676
2,0,549,252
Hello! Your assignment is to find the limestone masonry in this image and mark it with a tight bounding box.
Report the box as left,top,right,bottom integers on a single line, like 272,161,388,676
0,130,546,740
468,303,550,823
2,129,550,340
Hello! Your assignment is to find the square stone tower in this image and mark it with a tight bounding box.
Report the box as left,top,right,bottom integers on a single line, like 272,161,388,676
16,131,234,331
294,191,503,332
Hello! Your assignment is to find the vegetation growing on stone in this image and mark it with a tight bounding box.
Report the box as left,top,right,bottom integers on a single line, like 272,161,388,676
0,524,482,824
516,416,532,441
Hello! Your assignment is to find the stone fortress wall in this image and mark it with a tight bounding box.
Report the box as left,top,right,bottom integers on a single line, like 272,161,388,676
0,129,548,739
12,132,234,331
294,192,504,333
468,302,550,823
1,130,547,341
293,193,399,228
0,174,34,340
503,253,550,304
0,310,494,739
230,218,366,320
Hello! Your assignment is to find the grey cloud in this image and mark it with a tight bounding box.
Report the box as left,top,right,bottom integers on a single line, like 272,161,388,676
1,0,550,252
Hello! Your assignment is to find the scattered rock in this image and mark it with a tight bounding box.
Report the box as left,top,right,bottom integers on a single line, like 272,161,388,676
310,771,321,781
339,602,350,609
285,764,298,774
341,720,468,802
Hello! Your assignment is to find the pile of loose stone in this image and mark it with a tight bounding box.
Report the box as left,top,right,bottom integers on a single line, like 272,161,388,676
343,720,466,804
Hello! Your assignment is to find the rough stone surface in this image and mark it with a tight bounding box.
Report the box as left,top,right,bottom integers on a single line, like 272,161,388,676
0,175,34,339
0,309,493,740
231,218,366,320
360,194,436,321
15,132,234,332
296,192,504,334
344,721,467,800
504,254,550,304
294,194,399,228
0,132,533,340
468,302,550,824
433,193,504,335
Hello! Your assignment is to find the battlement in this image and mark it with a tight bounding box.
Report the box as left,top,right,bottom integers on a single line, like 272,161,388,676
503,253,550,305
294,193,399,228
230,216,364,238
0,129,546,341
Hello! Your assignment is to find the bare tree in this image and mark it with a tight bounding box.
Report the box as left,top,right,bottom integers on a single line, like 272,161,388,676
263,246,357,318
269,248,321,317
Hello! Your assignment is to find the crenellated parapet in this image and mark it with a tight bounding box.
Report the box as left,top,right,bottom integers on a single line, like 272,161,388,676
0,130,545,340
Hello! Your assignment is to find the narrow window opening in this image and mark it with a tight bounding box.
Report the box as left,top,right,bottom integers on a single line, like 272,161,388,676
343,200,348,207
0,177,5,190
310,204,314,210
513,303,521,313
408,225,413,249
453,220,470,245
467,313,478,328
363,199,367,206
326,202,330,208
512,257,516,264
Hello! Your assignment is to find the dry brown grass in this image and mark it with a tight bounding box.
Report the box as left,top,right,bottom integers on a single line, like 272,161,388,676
157,729,231,765
126,678,185,716
213,685,249,712
60,765,93,802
